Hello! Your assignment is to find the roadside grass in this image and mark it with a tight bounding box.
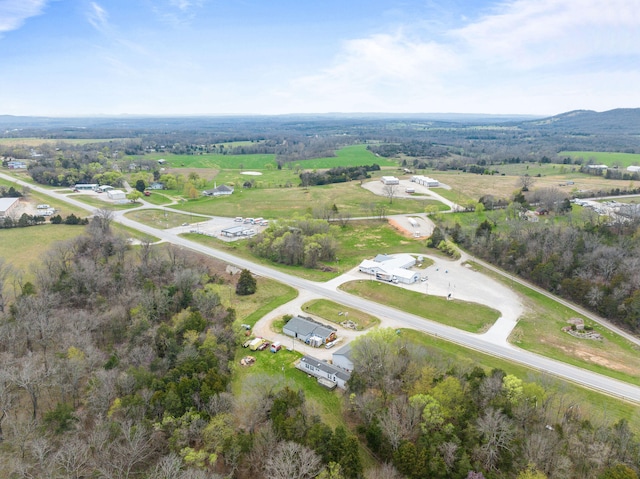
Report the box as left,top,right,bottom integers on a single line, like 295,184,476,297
430,187,475,205
227,278,297,325
142,192,175,205
401,329,640,433
125,209,194,229
111,223,159,243
559,151,640,167
172,181,445,218
302,299,380,330
69,195,140,210
467,261,640,387
339,280,500,333
183,219,429,281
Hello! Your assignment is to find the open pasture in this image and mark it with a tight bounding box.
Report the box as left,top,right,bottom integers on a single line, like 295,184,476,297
559,151,640,167
139,152,276,169
291,144,396,169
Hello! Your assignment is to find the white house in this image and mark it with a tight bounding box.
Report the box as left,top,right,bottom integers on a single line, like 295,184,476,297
296,355,351,389
380,176,400,185
358,253,419,284
332,343,354,372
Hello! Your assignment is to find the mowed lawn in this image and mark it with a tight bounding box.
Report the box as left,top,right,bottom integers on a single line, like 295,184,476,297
339,280,500,333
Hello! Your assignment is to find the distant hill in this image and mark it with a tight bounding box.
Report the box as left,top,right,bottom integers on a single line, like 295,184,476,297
521,108,640,134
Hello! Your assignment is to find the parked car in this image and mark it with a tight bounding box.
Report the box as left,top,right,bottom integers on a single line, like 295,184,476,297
257,342,270,351
270,342,282,353
235,217,243,222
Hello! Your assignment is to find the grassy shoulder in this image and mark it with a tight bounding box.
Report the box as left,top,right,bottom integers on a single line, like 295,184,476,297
301,299,380,330
401,328,640,433
467,261,640,387
339,279,500,333
125,209,196,229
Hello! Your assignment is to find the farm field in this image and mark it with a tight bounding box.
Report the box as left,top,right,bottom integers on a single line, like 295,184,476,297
559,150,640,167
0,138,126,146
173,180,447,219
136,152,276,170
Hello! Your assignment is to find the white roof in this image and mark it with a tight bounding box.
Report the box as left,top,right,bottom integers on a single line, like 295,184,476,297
0,197,19,211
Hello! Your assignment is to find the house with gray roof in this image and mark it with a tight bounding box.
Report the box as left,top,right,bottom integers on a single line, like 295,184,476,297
332,342,354,372
283,315,337,346
297,355,351,389
203,184,234,197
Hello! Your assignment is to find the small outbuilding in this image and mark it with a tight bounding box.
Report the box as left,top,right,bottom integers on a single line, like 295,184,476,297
107,190,127,201
332,343,354,372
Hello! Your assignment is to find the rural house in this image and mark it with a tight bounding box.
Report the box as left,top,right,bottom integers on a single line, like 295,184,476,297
283,315,337,347
296,355,351,389
332,342,354,372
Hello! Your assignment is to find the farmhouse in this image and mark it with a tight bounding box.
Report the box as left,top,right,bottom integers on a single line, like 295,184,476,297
332,342,354,372
358,253,419,284
296,355,351,390
149,182,165,190
380,176,400,185
203,184,234,197
283,315,337,347
0,197,20,217
411,175,440,187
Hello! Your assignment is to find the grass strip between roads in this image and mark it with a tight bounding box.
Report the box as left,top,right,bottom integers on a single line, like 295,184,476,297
339,279,500,333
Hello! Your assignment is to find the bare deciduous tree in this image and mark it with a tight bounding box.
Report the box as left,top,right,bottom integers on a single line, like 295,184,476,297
264,440,323,479
382,183,399,204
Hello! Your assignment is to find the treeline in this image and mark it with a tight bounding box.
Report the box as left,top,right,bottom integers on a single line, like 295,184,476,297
0,186,22,198
442,214,640,332
0,213,46,228
346,328,640,479
249,217,338,268
299,164,381,186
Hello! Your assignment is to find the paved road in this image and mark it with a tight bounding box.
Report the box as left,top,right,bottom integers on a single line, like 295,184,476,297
4,172,640,403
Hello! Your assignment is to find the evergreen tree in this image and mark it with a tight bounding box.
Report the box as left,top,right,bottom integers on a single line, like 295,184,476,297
235,269,257,296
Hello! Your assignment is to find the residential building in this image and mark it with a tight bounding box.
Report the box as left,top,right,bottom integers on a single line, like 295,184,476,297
296,355,351,389
283,315,337,346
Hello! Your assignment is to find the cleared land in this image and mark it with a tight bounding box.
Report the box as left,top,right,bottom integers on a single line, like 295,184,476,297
559,150,640,167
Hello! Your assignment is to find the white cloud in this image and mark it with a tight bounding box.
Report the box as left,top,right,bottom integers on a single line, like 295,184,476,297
87,2,109,33
0,0,48,33
278,0,640,114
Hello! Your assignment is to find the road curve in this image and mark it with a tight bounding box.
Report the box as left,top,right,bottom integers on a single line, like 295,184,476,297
4,172,640,403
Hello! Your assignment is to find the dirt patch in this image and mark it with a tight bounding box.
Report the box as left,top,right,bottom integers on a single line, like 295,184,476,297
554,342,637,375
388,218,415,239
165,167,219,181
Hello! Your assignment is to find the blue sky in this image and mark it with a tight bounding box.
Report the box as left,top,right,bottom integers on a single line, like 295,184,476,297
1,0,639,116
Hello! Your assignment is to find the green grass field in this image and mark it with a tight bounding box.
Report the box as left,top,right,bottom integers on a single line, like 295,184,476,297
302,299,380,330
339,279,500,333
291,144,396,169
135,152,277,169
172,181,446,219
0,224,86,272
559,151,640,167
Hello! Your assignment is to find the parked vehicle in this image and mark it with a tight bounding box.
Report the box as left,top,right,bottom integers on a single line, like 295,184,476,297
270,341,281,353
235,217,243,222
